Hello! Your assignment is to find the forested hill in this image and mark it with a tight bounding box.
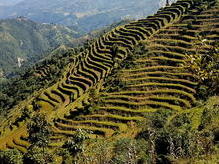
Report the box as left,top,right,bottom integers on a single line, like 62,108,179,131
0,17,81,77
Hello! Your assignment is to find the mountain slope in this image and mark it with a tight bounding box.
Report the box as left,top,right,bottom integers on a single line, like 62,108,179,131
0,19,130,113
0,17,80,76
0,0,218,163
0,45,80,113
0,0,161,32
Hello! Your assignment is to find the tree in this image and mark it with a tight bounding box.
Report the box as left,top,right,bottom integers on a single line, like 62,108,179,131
25,113,54,164
63,129,89,155
27,113,52,148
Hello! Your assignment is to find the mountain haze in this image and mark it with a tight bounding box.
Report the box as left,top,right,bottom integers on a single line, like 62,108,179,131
0,0,160,32
0,0,23,6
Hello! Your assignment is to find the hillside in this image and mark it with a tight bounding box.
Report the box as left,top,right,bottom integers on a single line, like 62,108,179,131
0,19,131,114
0,0,218,163
0,17,81,77
0,44,89,115
0,0,161,32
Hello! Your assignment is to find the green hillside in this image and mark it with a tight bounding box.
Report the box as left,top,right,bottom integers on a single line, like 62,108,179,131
0,17,81,77
0,19,130,113
0,45,80,113
0,0,218,163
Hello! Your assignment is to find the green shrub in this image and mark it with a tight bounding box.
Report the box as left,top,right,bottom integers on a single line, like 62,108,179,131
27,113,52,148
112,138,149,164
0,149,23,164
24,146,54,164
57,149,74,164
63,129,90,155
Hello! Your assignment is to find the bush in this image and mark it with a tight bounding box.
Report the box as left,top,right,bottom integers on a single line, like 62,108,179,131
63,129,89,155
27,113,52,147
112,138,149,164
0,149,23,164
24,146,54,164
57,149,74,164
137,107,216,163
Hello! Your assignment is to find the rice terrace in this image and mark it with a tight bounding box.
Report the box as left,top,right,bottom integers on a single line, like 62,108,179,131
0,0,218,163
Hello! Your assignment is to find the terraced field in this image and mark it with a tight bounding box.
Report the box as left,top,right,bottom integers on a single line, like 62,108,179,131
52,0,218,140
36,0,197,112
0,0,218,153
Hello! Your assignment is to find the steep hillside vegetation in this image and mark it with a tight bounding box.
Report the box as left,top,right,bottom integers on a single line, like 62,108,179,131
0,17,80,77
0,19,129,114
0,0,218,163
0,45,80,114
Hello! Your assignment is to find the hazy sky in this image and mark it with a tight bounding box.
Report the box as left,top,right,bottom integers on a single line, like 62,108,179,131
0,0,23,6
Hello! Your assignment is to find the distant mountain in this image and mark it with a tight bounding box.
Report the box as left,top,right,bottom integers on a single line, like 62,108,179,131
0,0,160,32
0,17,81,77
